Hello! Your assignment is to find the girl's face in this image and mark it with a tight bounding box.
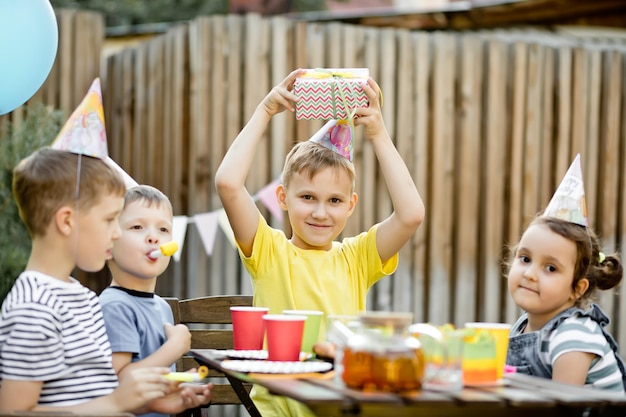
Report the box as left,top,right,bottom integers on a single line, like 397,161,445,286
277,166,357,251
508,223,586,329
110,200,173,281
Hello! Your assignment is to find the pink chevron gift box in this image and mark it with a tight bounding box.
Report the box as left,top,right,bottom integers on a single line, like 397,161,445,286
294,68,369,120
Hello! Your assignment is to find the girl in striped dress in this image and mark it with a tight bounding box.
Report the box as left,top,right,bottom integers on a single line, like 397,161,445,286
506,215,626,392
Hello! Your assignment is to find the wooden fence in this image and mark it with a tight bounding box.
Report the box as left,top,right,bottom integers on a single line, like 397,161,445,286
4,11,626,349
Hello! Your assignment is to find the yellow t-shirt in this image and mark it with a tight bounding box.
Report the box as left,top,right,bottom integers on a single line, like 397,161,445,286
237,214,399,417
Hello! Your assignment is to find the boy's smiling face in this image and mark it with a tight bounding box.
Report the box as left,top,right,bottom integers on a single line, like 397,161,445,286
110,199,173,282
277,166,357,251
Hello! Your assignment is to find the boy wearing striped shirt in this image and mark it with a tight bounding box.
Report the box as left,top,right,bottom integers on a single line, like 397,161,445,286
0,80,209,413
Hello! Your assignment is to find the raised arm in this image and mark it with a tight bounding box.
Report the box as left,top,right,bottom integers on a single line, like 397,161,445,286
354,78,425,263
215,69,304,257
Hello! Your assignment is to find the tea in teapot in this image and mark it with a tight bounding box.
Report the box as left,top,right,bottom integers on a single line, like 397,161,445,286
342,312,424,392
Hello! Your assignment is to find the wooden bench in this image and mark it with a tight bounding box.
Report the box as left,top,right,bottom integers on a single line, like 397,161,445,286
165,295,258,417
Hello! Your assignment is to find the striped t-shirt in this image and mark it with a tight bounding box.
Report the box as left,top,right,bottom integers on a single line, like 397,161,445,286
539,314,625,392
0,271,118,406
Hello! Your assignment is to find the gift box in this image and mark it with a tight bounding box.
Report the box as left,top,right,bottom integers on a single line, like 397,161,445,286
294,68,369,120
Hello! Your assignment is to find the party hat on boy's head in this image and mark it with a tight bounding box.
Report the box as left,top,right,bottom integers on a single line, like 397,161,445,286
105,157,138,189
51,78,108,159
308,119,354,162
543,153,588,227
51,78,138,189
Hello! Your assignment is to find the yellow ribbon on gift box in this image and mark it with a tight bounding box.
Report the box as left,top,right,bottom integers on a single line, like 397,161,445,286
300,68,384,108
301,69,363,79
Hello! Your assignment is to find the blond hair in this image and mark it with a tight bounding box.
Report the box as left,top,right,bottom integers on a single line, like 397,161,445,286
123,184,173,216
281,141,356,190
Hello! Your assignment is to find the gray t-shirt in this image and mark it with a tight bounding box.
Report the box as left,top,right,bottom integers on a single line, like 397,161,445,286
99,286,176,417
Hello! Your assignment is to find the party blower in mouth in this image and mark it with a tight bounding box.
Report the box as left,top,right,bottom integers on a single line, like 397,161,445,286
149,241,179,259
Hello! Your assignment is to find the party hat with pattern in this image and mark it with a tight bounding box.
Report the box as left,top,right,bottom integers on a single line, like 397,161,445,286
308,119,354,162
51,78,138,189
51,78,108,159
543,153,588,227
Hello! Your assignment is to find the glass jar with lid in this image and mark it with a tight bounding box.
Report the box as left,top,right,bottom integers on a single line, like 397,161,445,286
342,312,423,392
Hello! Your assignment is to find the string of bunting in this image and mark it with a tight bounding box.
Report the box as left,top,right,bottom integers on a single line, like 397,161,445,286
170,179,282,262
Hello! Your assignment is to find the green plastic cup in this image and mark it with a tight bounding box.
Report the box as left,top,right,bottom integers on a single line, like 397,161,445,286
283,310,324,353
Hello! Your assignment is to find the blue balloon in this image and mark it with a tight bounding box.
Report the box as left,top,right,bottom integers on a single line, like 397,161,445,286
0,0,59,115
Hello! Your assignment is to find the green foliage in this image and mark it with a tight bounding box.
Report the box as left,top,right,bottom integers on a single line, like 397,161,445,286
50,0,229,26
49,0,327,27
0,104,65,302
294,0,327,12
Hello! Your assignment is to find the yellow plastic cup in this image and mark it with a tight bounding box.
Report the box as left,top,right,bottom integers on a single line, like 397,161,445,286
464,322,511,380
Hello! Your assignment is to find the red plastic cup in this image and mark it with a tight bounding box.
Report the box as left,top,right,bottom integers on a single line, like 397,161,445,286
230,306,269,350
263,314,306,361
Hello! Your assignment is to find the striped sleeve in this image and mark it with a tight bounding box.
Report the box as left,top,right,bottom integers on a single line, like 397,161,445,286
0,273,118,406
548,316,624,392
1,302,65,380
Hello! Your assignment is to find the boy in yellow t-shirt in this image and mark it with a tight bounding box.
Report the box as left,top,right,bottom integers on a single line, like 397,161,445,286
215,69,425,417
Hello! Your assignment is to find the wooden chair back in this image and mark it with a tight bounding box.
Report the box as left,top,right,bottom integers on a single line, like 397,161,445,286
164,295,254,415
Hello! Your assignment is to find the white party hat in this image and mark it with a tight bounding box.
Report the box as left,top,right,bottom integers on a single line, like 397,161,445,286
105,157,138,189
543,153,588,227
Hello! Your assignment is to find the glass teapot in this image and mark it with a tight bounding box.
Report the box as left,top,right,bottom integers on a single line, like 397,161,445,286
342,312,424,392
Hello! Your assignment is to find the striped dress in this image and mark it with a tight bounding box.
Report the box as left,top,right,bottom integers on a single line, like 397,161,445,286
0,271,118,405
539,314,625,392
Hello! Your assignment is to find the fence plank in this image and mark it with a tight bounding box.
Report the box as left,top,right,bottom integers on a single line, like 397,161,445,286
539,44,555,213
555,46,573,184
586,47,602,231
508,41,527,263
522,42,544,224
572,47,590,166
483,39,509,323
597,49,623,335
411,31,431,323
132,45,147,184
187,17,213,298
57,9,76,114
453,34,483,326
208,16,227,297
428,32,456,325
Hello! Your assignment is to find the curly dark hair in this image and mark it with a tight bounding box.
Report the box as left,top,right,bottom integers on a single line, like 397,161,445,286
507,216,623,308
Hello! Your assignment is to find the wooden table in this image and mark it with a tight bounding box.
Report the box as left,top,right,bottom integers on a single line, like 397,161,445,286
191,349,626,417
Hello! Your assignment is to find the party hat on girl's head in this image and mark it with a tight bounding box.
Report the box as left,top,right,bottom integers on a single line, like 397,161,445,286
543,153,588,227
308,119,354,162
51,78,108,159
